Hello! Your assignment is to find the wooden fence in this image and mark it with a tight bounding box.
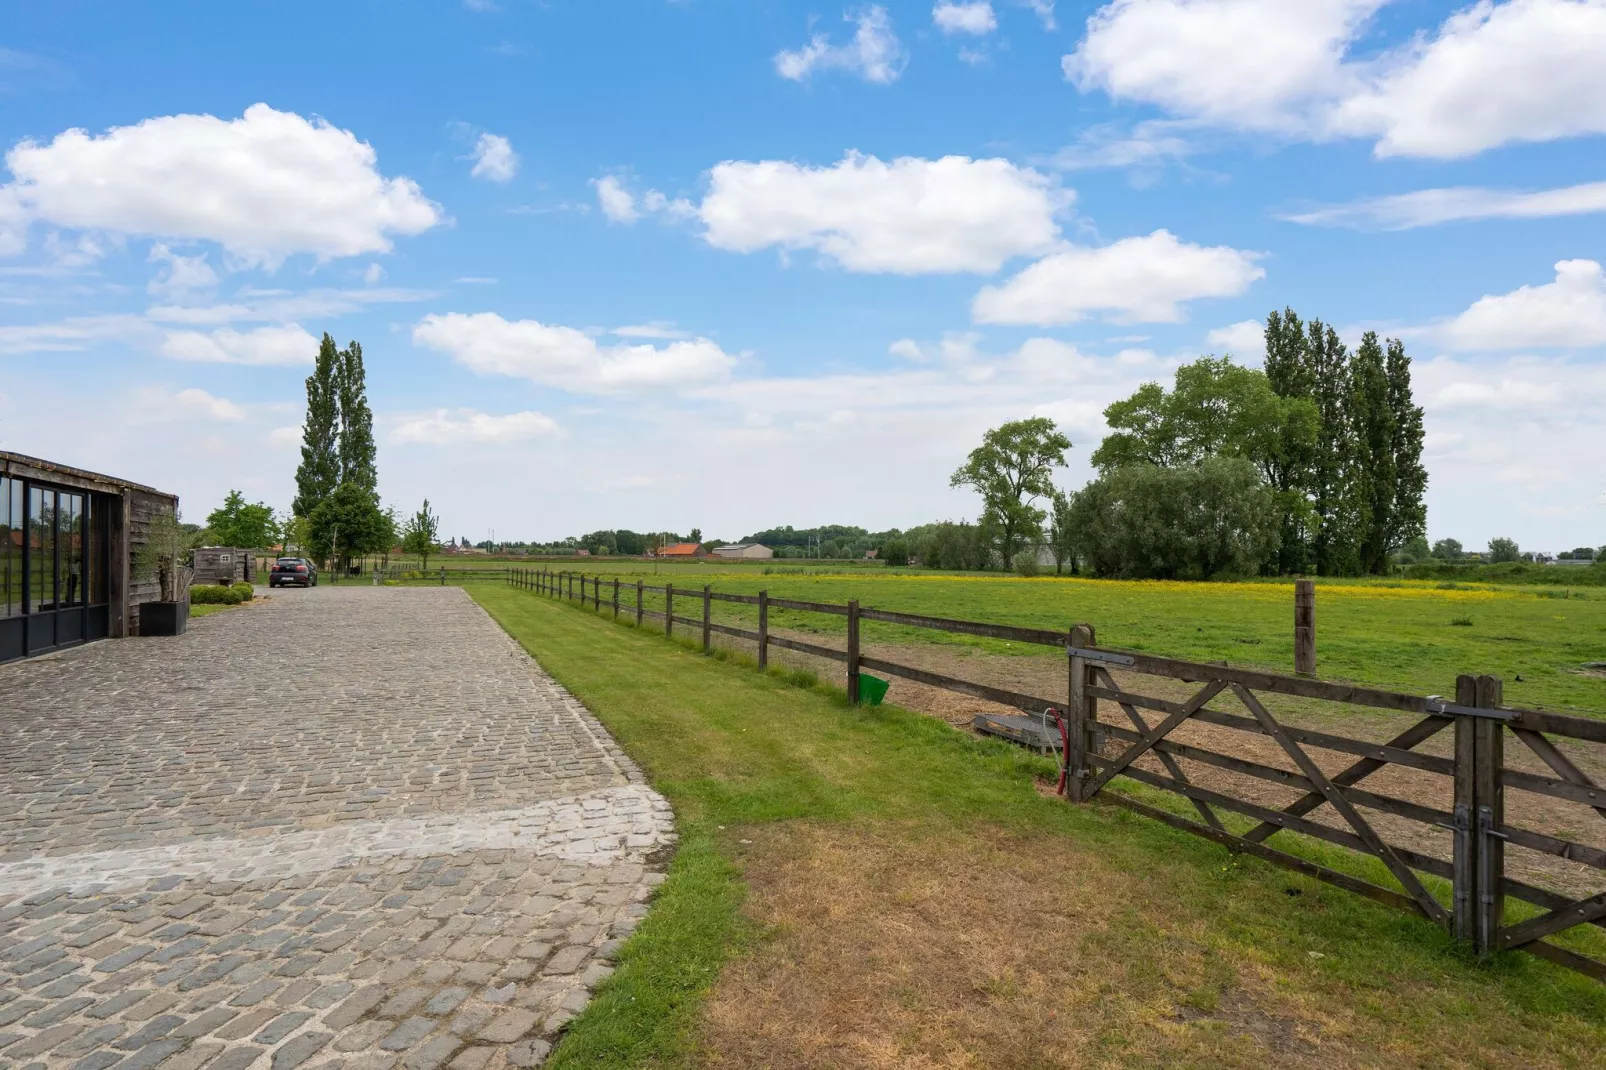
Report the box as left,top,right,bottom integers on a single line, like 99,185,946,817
507,567,1606,982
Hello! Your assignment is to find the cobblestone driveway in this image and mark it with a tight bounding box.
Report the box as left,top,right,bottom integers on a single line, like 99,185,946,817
0,585,675,1069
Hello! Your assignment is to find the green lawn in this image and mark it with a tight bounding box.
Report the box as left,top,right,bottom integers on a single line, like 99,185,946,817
497,563,1606,714
472,585,1606,1069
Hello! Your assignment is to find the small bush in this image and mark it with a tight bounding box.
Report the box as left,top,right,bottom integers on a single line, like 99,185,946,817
1011,549,1040,577
190,585,244,605
231,582,254,601
1450,616,1474,627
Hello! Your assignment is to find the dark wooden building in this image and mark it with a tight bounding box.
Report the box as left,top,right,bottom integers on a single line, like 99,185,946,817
1,450,179,663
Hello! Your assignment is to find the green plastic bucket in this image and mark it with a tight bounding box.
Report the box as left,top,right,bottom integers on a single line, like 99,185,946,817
858,672,890,706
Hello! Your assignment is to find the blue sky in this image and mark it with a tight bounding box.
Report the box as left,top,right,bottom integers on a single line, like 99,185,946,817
1,0,1603,551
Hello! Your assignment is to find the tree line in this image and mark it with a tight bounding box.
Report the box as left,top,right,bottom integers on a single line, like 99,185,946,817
946,309,1429,579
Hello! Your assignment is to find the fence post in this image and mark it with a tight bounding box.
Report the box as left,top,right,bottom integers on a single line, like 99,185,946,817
1475,674,1505,954
1294,579,1316,676
847,599,861,704
1066,624,1097,802
665,584,674,638
1452,674,1479,944
439,567,445,586
635,580,644,626
757,590,769,670
613,577,620,618
702,586,712,653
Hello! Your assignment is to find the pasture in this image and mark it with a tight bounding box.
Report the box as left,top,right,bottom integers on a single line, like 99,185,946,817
472,586,1606,1069
485,561,1606,716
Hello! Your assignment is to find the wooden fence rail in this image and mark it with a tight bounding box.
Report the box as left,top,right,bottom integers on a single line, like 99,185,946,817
505,566,1606,982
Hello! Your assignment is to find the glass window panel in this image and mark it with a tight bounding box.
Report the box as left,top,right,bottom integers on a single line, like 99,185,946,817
0,476,11,618
65,494,84,605
29,488,56,612
8,479,20,617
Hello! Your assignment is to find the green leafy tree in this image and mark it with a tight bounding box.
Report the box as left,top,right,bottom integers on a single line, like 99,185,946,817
205,490,279,549
688,527,702,546
1431,537,1463,561
1487,537,1520,564
1095,354,1318,576
1350,332,1395,574
905,521,985,570
337,340,377,493
1351,332,1428,574
1093,356,1315,476
293,333,342,518
1264,309,1319,573
1397,536,1431,564
950,417,1071,567
1306,319,1361,576
308,483,389,573
134,506,194,602
1385,338,1427,559
1065,457,1278,579
880,537,909,566
400,499,440,569
1048,489,1077,574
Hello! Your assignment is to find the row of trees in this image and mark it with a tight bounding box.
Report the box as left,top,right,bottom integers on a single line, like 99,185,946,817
1034,315,1422,579
921,310,1430,579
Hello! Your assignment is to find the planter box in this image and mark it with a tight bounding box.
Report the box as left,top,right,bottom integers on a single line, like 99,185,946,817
141,600,189,636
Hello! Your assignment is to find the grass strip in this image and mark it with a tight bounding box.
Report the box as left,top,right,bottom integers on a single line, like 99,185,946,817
473,586,1606,1068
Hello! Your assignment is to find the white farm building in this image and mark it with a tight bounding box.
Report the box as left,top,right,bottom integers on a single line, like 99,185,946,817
710,543,774,560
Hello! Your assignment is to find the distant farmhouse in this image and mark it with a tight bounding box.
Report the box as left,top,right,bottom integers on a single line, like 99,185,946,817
711,543,773,560
654,542,707,558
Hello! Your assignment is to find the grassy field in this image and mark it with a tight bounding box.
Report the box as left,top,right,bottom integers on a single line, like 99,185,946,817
472,586,1606,1069
483,561,1606,715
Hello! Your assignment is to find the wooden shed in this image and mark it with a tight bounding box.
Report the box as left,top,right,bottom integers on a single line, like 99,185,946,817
193,547,254,586
1,450,180,663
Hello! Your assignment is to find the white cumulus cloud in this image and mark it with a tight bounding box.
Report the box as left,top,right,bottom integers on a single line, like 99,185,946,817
1065,0,1382,132
934,2,998,34
698,152,1068,274
972,230,1265,325
1206,319,1265,358
160,325,321,366
1442,259,1606,350
412,312,737,394
776,6,907,84
469,133,519,182
169,387,246,422
1332,0,1606,158
594,176,639,223
1,103,442,265
1066,0,1606,158
390,408,561,445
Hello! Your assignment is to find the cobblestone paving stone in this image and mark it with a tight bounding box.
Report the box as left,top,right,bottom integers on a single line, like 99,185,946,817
0,586,675,1068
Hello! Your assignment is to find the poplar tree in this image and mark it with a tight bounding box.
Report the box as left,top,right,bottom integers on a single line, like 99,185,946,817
1263,309,1317,573
293,333,341,518
337,340,377,493
1350,332,1395,574
1305,318,1360,576
1385,338,1427,559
